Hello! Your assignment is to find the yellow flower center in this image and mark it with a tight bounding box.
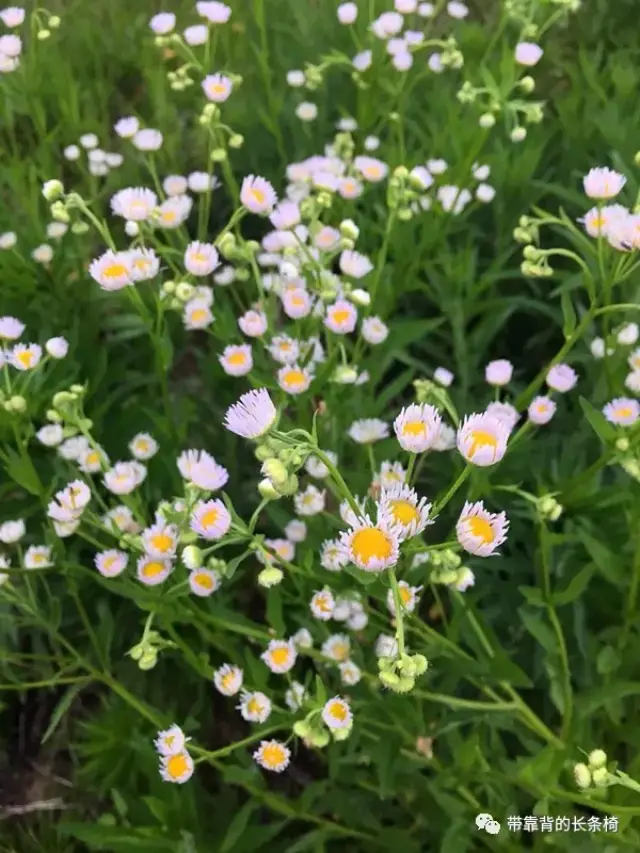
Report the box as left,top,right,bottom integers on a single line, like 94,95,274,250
536,403,548,413
331,308,351,325
316,595,331,612
389,499,419,526
363,166,381,179
400,586,412,605
162,210,177,223
103,263,128,278
104,555,118,569
32,553,46,564
86,451,99,465
270,647,290,666
343,181,356,193
591,215,606,230
467,429,498,458
192,252,208,263
332,643,349,661
200,508,219,527
328,701,348,721
133,257,150,270
227,352,247,366
212,83,227,94
465,516,495,544
615,406,633,418
251,188,266,204
150,533,173,553
143,561,165,578
191,308,208,323
279,341,292,351
247,697,262,715
17,350,34,368
351,527,393,563
194,571,214,590
166,752,189,780
136,440,149,453
283,369,306,387
402,420,426,436
261,743,286,768
221,671,236,690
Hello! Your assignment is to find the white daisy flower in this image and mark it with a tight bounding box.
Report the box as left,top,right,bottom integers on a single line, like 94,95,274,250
456,413,509,467
155,724,188,756
528,396,556,425
156,195,193,228
348,418,389,444
320,538,349,572
394,403,443,453
190,499,231,540
213,663,243,696
129,433,159,460
238,691,272,723
202,73,233,102
89,250,132,291
9,343,42,371
583,167,626,200
386,580,422,615
321,696,352,730
24,545,53,569
546,364,578,393
310,588,335,621
456,501,509,557
188,568,221,597
277,363,313,395
603,397,640,427
240,175,277,214
159,750,194,784
223,388,277,439
292,628,313,649
253,740,290,772
95,549,128,578
136,555,173,586
261,639,297,674
375,633,399,658
341,514,400,572
111,187,157,221
324,300,358,334
378,484,432,540
285,681,307,711
294,485,326,516
362,316,389,345
285,519,307,542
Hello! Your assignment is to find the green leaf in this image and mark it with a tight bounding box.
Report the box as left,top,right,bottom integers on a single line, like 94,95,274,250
221,801,258,853
518,585,546,607
518,608,557,655
344,564,380,586
41,680,86,745
2,446,43,496
265,587,285,635
596,645,621,676
314,674,327,706
560,291,577,338
579,396,617,444
58,824,175,851
551,563,595,606
576,682,640,718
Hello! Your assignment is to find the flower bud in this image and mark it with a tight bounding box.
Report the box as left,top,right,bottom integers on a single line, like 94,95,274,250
8,395,27,413
479,113,496,128
42,180,64,202
339,219,359,241
616,438,630,452
397,654,417,678
332,725,352,741
293,720,311,739
71,222,90,235
128,642,144,661
275,474,299,496
511,127,527,143
588,749,607,770
175,281,195,301
229,134,244,149
350,288,371,307
51,201,70,223
138,648,158,670
573,762,592,789
412,654,429,676
258,566,284,588
46,409,62,423
37,29,51,40
182,545,203,570
262,458,289,486
210,148,227,162
162,280,176,295
332,365,358,384
309,729,331,748
379,670,401,689
258,478,280,500
125,221,139,237
591,767,609,788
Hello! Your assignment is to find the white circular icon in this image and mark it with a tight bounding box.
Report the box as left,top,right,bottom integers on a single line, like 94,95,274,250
475,813,493,830
475,813,501,835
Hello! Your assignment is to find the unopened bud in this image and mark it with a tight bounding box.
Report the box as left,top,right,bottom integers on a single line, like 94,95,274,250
138,648,158,670
175,282,195,301
228,134,244,149
511,126,527,143
258,478,280,500
42,180,64,201
258,566,284,587
573,762,592,789
182,545,203,570
588,749,607,770
262,458,289,485
210,148,227,162
479,113,496,128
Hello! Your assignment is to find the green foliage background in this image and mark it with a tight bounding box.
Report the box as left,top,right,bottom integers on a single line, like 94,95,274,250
1,1,640,851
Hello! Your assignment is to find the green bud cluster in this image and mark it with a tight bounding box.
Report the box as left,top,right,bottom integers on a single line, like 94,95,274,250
378,652,428,694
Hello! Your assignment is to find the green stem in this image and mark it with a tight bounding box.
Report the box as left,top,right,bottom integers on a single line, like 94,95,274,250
387,568,406,656
432,466,471,516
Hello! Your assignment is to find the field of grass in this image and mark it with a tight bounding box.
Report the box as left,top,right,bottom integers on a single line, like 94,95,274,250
2,1,640,851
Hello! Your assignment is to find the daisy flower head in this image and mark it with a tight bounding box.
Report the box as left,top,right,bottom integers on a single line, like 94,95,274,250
603,397,640,427
0,232,17,250
581,204,628,238
313,225,341,252
294,484,326,516
129,248,160,282
47,481,91,522
324,299,358,335
187,452,229,492
285,681,307,711
156,195,193,228
184,241,219,277
163,174,188,196
262,639,297,674
339,175,364,199
625,371,640,394
387,580,422,615
202,73,233,102
485,359,513,386
354,155,389,182
434,367,454,387
36,424,63,447
270,201,301,230
114,116,139,138
306,451,336,479
457,413,509,467
310,588,335,621
277,363,313,395
394,403,443,453
160,750,194,784
45,336,69,359
149,12,175,34
292,628,313,650
95,549,128,578
89,250,132,291
546,363,578,393
58,436,90,462
188,568,221,597
155,724,187,757
268,335,299,365
485,401,519,433
132,128,163,152
78,445,109,474
238,690,272,723
456,501,509,557
136,555,173,586
339,250,373,279
282,287,312,319
219,344,253,377
338,2,358,24
129,432,158,460
183,297,214,331
348,418,389,444
583,167,626,200
0,315,24,346
224,388,277,439
320,538,349,572
322,634,351,662
362,316,389,345
618,322,639,345
339,660,362,686
378,484,432,540
322,696,352,730
100,507,136,536
0,7,25,27
629,349,640,372
110,187,157,222
32,244,53,264
24,545,53,569
261,538,295,566
103,461,146,495
9,343,42,371
341,514,400,572
375,633,398,658
196,1,231,23
528,395,556,425
514,42,543,66
253,740,290,773
213,663,243,696
374,461,407,492
447,1,469,17
285,519,307,543
241,175,277,214
190,499,231,540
